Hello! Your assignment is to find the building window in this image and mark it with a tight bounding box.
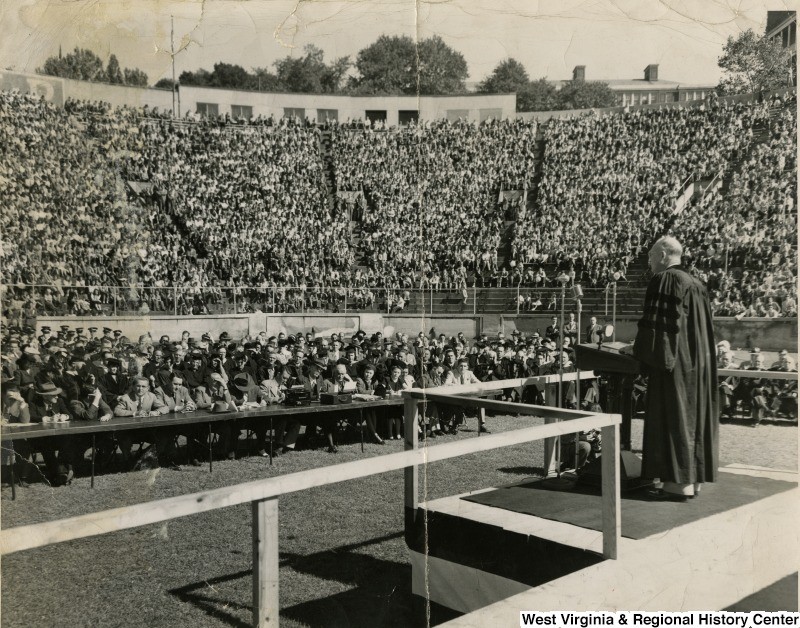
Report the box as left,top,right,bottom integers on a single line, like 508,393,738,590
316,109,338,123
196,102,219,117
231,105,253,119
446,109,469,121
284,107,305,120
398,110,419,125
365,110,387,124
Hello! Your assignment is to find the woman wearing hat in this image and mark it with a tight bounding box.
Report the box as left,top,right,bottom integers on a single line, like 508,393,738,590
29,381,77,486
1,375,33,487
375,360,408,440
191,372,238,461
356,362,384,444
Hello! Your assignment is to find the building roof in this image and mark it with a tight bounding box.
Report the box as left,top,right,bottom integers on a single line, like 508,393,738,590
550,78,715,91
766,11,796,36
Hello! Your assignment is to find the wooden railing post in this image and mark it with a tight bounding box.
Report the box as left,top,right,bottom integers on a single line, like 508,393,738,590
252,497,279,628
600,422,621,559
404,398,419,514
542,385,558,477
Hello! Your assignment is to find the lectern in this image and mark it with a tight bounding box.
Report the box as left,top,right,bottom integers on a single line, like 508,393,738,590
575,341,639,450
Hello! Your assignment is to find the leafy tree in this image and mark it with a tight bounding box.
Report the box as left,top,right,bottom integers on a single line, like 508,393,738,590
154,78,177,90
209,62,253,89
556,79,616,110
350,34,468,95
38,47,148,86
417,35,468,94
478,58,530,94
39,47,104,82
349,35,417,94
179,68,211,86
179,63,253,89
274,44,351,93
718,29,793,95
253,67,282,92
123,68,148,87
106,54,123,84
519,78,559,112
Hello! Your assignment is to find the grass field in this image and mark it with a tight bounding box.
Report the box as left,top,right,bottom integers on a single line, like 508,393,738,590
1,412,797,628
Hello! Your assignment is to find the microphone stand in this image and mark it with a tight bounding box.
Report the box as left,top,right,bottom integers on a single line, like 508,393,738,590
573,287,583,472
542,275,575,489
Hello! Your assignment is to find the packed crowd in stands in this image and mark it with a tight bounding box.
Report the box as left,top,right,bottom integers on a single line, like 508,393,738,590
669,93,797,317
2,320,796,487
330,118,538,289
513,96,777,288
0,89,797,320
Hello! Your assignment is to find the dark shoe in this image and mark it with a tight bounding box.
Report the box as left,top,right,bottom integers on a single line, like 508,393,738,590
189,458,202,467
479,425,490,434
645,488,689,503
257,449,268,457
434,429,445,436
373,436,385,445
426,431,437,439
226,451,236,460
327,445,338,454
281,446,293,455
56,468,74,486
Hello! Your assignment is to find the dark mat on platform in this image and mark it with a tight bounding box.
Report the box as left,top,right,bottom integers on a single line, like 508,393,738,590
724,573,798,612
463,472,796,540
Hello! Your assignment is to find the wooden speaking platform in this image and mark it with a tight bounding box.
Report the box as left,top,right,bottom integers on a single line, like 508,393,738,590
408,465,798,618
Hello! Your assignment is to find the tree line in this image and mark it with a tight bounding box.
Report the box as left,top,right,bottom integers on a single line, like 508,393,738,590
37,28,794,112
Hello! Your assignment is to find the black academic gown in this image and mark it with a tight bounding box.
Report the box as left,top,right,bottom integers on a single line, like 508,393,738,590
633,265,719,485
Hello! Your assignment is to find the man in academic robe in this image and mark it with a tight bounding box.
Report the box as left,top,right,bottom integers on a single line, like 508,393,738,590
624,236,718,502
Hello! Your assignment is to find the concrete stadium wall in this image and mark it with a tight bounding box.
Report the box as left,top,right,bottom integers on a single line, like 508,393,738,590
503,315,797,351
62,77,173,111
37,313,796,351
714,318,798,352
0,71,515,123
181,86,516,124
0,71,64,104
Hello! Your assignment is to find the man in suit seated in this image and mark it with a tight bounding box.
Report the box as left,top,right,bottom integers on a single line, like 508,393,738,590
317,363,354,453
449,357,489,434
114,376,171,468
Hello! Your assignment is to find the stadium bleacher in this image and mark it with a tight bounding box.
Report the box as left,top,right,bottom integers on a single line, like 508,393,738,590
0,89,796,320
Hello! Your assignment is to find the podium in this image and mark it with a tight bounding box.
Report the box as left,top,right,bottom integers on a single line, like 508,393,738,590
575,342,639,450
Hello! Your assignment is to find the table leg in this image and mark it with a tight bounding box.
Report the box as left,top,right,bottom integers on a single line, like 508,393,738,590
208,423,213,473
360,410,364,453
269,418,273,466
10,443,16,501
91,435,96,489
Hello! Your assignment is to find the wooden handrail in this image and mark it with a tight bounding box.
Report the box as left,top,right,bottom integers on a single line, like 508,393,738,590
1,374,621,628
0,410,616,556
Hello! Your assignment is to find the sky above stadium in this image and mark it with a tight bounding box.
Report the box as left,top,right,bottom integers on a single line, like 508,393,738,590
0,0,789,87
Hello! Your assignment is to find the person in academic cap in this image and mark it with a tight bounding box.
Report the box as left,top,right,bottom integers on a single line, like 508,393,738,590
624,236,719,501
